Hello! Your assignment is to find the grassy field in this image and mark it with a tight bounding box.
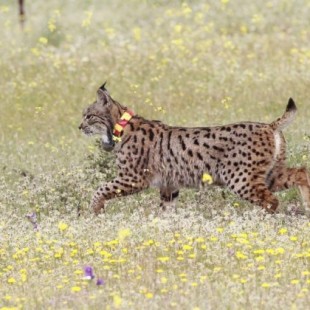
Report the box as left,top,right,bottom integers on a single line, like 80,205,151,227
0,0,310,309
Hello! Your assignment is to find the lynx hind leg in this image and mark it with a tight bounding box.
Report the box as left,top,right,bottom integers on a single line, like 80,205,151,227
249,183,279,213
159,187,179,210
267,166,310,211
239,182,279,214
221,168,279,214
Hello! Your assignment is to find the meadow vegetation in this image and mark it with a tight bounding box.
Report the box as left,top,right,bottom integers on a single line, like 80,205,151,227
0,0,310,309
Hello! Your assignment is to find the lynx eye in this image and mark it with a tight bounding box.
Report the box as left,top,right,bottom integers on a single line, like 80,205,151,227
85,115,92,120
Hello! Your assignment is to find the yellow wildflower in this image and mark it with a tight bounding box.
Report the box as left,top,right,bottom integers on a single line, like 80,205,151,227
195,237,205,243
157,256,170,262
82,11,93,28
113,294,122,307
38,37,48,44
58,222,68,231
20,269,27,282
7,277,16,284
118,228,132,240
236,251,248,260
202,173,213,184
145,292,153,299
183,244,193,251
132,27,141,42
278,228,287,235
71,286,81,292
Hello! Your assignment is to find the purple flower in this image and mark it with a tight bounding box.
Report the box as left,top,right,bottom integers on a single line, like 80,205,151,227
25,212,38,230
96,278,104,286
84,266,95,280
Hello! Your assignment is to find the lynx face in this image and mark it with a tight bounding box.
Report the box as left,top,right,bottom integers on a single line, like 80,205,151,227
80,85,310,216
79,87,116,151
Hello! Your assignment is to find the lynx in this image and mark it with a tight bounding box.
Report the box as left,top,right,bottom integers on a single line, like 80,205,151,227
79,84,310,215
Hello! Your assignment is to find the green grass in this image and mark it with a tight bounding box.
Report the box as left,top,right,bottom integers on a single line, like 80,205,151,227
0,0,310,309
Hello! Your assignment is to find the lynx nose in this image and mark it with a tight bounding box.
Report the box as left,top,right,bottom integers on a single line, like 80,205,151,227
78,123,83,130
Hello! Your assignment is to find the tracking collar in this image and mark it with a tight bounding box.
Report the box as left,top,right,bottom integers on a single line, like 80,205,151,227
113,110,135,142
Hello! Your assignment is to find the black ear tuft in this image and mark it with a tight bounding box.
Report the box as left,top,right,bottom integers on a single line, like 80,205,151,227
99,81,108,91
97,82,110,105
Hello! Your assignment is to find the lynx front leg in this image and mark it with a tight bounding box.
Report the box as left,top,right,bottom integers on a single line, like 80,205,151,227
159,187,179,211
91,176,149,215
267,166,310,212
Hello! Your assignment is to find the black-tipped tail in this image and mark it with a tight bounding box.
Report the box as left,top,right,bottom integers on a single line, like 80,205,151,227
270,98,297,131
286,98,297,112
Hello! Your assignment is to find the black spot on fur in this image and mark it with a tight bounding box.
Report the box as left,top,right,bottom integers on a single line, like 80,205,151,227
140,128,146,135
159,132,163,155
213,145,224,152
168,131,172,150
148,129,154,141
178,135,186,151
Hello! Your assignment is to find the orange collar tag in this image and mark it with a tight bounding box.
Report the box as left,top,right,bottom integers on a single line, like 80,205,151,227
113,110,134,142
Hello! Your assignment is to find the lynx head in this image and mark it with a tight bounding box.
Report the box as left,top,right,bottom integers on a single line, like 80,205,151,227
79,83,116,151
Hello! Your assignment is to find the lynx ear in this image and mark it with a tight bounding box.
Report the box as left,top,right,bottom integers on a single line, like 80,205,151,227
99,81,108,91
97,86,110,105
